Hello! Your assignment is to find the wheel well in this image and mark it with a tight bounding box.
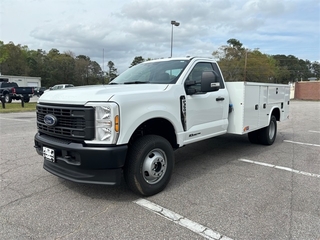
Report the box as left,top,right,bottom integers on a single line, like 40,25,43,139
272,108,280,121
129,118,178,149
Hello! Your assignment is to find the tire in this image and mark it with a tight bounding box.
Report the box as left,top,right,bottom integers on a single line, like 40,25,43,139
248,129,260,144
124,135,174,196
4,93,12,103
259,115,277,145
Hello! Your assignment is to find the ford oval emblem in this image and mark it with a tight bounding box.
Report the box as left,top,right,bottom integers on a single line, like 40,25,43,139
44,114,57,127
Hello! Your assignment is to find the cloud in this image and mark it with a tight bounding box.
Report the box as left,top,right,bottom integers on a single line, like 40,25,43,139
1,0,319,73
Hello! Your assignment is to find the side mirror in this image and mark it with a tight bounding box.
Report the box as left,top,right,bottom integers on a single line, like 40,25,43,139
185,71,220,95
201,71,220,92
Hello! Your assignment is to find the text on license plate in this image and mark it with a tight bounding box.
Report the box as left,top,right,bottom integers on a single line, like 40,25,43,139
43,146,55,162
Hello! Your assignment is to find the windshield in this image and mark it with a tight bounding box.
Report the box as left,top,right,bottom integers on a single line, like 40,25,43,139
110,60,190,84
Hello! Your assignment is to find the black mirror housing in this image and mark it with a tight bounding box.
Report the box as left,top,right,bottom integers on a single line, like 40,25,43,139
185,71,220,95
201,71,220,92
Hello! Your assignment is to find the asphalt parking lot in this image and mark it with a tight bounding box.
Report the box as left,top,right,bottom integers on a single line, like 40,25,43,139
0,100,319,240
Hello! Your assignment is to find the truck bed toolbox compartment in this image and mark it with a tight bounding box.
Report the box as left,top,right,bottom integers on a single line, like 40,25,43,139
226,82,290,135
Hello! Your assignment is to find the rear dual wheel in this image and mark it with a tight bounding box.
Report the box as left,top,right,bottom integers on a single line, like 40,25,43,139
248,130,260,144
248,115,277,145
124,135,174,196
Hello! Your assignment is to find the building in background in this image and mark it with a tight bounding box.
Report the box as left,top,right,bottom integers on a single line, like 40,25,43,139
0,75,41,87
294,81,320,100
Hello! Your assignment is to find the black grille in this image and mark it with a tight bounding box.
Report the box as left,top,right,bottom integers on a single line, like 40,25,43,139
37,104,95,141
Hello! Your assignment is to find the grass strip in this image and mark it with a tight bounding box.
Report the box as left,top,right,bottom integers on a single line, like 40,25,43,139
0,102,37,113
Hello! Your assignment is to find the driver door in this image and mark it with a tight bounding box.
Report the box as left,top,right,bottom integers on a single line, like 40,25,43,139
183,62,229,144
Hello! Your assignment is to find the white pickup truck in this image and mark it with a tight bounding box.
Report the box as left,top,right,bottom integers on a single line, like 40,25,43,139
34,57,290,196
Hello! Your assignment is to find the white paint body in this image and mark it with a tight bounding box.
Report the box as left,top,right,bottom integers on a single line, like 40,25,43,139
39,57,290,148
226,81,290,134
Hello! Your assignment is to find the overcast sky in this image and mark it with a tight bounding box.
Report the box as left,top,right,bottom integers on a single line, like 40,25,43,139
1,0,319,73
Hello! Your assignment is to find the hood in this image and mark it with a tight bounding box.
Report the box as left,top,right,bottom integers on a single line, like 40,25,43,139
38,84,168,105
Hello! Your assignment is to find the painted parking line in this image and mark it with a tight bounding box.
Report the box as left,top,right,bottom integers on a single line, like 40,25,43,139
134,198,233,240
238,159,320,178
309,130,320,133
0,116,35,122
284,140,320,147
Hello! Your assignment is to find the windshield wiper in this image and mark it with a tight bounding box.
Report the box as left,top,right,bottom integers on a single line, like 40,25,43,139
123,81,150,84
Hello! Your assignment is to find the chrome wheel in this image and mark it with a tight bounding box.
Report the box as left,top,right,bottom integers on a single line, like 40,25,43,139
142,148,167,184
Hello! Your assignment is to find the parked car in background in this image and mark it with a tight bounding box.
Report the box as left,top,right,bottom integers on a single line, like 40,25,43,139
34,87,46,97
0,82,34,103
45,84,74,92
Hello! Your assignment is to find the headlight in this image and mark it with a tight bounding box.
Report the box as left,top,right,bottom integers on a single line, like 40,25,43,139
85,102,120,144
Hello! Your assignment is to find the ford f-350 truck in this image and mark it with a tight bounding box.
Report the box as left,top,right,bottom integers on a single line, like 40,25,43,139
34,57,290,196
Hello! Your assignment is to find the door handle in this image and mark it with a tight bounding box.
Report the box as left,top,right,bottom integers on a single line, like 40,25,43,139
216,97,225,101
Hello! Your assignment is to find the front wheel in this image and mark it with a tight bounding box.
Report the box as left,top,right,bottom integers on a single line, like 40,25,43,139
124,135,174,196
259,115,277,145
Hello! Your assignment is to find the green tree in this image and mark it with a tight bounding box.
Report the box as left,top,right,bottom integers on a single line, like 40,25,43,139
216,39,320,83
312,62,320,78
25,49,53,86
0,42,28,75
130,56,145,67
227,38,243,51
272,55,314,82
212,39,247,81
107,61,118,82
89,60,103,85
0,41,107,87
0,41,9,74
244,50,276,82
74,55,102,85
26,49,43,76
213,39,291,83
75,55,90,85
59,52,75,83
43,49,76,86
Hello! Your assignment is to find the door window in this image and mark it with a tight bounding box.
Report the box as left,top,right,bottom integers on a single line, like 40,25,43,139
186,62,223,93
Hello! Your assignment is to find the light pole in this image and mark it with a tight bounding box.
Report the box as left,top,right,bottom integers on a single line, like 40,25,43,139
170,20,180,57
